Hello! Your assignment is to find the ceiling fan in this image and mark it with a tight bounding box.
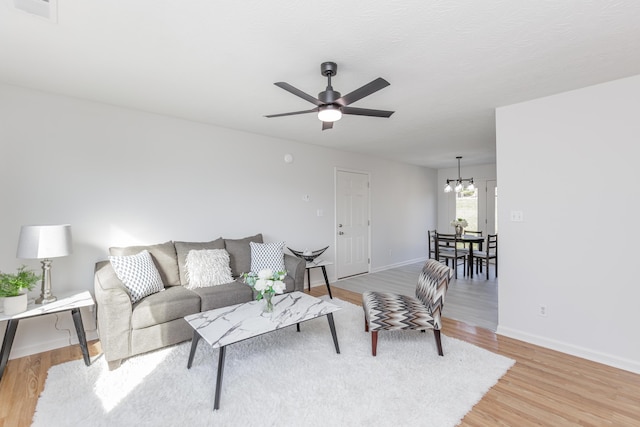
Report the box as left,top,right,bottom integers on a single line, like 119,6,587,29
265,62,394,130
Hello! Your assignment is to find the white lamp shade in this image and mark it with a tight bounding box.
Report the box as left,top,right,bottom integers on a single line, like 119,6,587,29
16,224,73,259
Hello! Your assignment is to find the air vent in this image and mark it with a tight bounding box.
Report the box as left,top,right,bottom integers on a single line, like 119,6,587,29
12,0,58,23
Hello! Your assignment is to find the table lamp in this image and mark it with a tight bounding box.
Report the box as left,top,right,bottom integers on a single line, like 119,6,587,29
16,224,73,304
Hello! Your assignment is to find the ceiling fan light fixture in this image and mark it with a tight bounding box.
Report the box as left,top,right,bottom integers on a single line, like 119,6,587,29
318,105,342,122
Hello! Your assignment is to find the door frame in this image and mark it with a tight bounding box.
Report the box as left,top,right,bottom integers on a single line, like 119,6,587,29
334,167,372,280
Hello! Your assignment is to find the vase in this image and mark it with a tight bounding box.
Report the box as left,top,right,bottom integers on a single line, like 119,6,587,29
454,224,464,237
263,293,274,313
3,292,28,316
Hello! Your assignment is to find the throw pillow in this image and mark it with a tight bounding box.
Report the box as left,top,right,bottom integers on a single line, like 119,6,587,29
250,241,286,273
109,241,180,286
175,238,225,285
109,250,165,304
184,249,234,289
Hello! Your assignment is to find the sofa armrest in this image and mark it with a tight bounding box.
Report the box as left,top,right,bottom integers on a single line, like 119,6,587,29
94,260,133,363
284,254,305,292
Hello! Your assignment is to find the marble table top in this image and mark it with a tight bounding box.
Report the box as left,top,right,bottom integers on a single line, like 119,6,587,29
0,290,94,321
184,291,341,349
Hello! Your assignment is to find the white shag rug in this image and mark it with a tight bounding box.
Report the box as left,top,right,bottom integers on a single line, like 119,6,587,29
33,298,514,427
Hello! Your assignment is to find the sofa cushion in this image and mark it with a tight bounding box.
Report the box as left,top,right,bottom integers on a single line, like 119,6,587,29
190,280,254,312
174,239,225,285
131,286,201,329
224,233,263,278
109,250,165,304
109,241,180,286
185,249,234,289
250,241,286,273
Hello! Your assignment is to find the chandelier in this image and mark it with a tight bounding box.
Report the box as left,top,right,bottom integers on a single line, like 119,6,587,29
444,156,474,193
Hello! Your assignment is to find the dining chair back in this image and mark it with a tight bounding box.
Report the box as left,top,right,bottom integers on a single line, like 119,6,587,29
474,234,498,279
427,229,437,259
435,232,468,279
461,230,483,251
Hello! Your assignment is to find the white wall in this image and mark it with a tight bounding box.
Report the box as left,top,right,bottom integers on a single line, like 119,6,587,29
496,74,640,374
0,83,437,358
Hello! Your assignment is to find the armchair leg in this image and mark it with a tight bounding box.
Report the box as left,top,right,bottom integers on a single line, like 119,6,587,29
434,330,443,356
364,318,369,332
371,331,378,356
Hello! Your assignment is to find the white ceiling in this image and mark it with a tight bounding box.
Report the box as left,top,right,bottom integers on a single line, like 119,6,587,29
2,1,640,169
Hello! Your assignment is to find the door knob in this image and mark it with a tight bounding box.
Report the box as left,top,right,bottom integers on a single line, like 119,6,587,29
338,231,344,235
338,224,343,228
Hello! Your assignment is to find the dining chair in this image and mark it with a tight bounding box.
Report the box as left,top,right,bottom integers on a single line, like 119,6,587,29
474,234,498,280
427,229,437,259
435,232,468,279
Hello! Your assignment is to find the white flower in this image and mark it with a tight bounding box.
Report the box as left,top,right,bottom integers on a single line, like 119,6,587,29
272,280,285,294
258,269,273,280
450,218,468,227
254,279,268,291
242,268,288,300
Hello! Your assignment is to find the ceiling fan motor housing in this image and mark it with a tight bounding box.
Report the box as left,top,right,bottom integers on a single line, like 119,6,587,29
320,61,338,77
319,89,341,104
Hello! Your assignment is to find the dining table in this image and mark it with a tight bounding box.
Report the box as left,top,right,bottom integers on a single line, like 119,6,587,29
457,234,485,278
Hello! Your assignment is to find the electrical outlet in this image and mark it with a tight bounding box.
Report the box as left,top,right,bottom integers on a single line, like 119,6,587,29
538,305,548,317
510,210,524,222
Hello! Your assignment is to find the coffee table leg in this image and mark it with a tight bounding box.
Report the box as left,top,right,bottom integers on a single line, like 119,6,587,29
326,313,340,354
214,346,226,410
187,331,201,369
71,308,91,366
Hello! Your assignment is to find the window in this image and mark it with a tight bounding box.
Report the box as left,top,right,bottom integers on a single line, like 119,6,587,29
456,187,478,231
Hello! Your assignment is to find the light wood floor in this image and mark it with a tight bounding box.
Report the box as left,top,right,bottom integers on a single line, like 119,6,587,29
1,286,639,426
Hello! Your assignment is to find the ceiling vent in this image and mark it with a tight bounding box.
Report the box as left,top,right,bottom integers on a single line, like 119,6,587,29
12,0,58,23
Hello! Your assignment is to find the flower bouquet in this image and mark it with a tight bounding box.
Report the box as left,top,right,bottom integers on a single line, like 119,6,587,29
242,268,286,312
450,218,468,236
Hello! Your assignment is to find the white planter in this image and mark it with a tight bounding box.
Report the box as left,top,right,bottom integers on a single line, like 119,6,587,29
3,292,28,315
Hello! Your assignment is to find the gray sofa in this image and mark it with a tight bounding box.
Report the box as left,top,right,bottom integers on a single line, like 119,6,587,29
94,234,305,369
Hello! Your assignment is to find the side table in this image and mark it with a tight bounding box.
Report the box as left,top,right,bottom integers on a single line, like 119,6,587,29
0,290,95,382
305,260,333,299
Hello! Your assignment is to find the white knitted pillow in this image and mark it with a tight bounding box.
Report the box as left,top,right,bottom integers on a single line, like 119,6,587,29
109,250,165,303
185,249,234,289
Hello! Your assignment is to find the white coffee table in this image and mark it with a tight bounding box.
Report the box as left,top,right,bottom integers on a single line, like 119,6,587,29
185,291,341,410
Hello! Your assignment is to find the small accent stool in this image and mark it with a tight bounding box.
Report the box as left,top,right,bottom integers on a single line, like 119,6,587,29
362,259,453,356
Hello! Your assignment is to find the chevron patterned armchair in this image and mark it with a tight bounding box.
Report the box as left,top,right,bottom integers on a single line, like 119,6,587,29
362,259,454,356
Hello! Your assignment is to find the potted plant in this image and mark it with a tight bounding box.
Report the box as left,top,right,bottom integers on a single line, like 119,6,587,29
0,265,40,315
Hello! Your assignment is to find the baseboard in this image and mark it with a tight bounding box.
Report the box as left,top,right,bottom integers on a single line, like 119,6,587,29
496,326,640,375
371,257,428,274
9,330,99,360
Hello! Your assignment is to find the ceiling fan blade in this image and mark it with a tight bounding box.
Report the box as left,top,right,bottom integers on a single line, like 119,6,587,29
322,121,334,131
265,108,318,118
342,106,394,118
335,77,390,106
274,82,323,106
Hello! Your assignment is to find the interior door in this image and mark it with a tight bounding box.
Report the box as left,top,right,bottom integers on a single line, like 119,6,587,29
335,170,370,279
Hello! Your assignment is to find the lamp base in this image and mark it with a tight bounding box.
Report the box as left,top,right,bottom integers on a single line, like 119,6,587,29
37,258,57,304
36,294,57,304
